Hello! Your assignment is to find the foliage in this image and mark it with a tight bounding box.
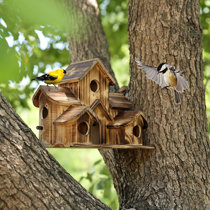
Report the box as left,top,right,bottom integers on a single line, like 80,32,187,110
200,0,210,132
47,148,119,209
79,159,119,210
98,0,130,86
0,0,72,108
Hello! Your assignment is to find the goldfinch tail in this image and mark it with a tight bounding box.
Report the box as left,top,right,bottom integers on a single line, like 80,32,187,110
31,78,39,81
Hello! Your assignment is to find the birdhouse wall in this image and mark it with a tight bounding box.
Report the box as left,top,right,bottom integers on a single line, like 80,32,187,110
108,116,143,145
108,127,125,144
38,94,69,145
53,112,100,146
93,105,111,144
51,103,71,145
59,82,79,99
124,122,142,144
54,121,77,146
108,108,119,119
39,94,51,144
79,64,109,109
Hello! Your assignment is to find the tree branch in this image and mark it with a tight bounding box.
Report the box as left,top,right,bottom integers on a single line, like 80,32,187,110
0,93,111,210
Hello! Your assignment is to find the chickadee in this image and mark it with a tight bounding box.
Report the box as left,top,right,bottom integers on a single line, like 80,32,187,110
135,58,188,104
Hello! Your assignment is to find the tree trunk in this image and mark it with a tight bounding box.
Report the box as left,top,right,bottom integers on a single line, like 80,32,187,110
0,93,111,209
66,0,118,90
1,0,209,209
67,0,210,209
125,0,209,209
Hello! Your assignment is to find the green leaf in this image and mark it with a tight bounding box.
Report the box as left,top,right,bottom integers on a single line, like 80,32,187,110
103,178,112,199
0,37,19,83
93,159,102,166
88,184,95,194
96,178,105,190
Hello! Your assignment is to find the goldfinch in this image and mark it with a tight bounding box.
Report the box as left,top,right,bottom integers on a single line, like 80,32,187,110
32,69,66,85
135,58,188,104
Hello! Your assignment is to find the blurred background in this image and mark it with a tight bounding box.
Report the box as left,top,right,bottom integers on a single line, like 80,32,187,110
0,0,209,209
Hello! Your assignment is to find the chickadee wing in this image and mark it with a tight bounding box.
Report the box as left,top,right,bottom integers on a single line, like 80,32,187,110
176,74,188,92
174,69,188,92
135,58,168,88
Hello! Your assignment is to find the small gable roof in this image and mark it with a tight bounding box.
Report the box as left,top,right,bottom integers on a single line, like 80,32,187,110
90,99,113,121
107,111,148,128
60,58,116,85
53,105,98,125
109,93,132,110
32,86,81,107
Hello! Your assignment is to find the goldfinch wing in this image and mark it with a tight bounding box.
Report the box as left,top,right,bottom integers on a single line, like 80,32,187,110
33,74,57,81
175,69,188,92
135,58,168,88
45,74,58,81
47,69,61,79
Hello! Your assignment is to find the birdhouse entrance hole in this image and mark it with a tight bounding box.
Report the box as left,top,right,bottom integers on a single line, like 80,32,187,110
90,80,99,92
42,106,48,119
78,121,89,135
133,125,141,138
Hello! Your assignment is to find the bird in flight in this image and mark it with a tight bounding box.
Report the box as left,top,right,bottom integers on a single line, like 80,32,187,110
135,58,188,104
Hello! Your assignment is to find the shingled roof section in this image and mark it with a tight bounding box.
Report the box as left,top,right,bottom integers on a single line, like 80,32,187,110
32,86,81,107
53,105,98,125
109,93,132,110
60,58,116,85
107,111,148,128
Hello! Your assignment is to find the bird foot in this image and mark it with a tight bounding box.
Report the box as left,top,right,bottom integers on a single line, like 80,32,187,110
162,86,170,90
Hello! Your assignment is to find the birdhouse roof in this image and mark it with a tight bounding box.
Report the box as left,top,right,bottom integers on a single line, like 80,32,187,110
109,93,132,109
90,99,113,121
53,105,98,125
107,111,148,128
32,86,81,107
60,58,116,85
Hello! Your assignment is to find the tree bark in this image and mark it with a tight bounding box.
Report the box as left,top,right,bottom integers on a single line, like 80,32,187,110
112,0,209,209
66,0,118,90
125,0,209,209
0,93,111,209
66,0,210,209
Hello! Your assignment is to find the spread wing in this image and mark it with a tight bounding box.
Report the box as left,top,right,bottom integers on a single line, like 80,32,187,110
174,69,188,92
135,58,168,88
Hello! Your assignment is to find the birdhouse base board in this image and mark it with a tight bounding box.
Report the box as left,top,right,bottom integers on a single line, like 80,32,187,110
42,141,154,149
70,143,155,150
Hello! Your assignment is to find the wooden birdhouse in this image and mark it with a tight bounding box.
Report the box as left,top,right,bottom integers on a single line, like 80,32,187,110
32,58,154,149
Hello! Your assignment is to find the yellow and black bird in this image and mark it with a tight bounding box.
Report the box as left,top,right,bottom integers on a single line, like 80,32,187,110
135,58,188,104
32,69,66,86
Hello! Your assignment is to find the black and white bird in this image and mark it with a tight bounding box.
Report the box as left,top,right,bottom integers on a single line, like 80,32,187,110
135,58,188,104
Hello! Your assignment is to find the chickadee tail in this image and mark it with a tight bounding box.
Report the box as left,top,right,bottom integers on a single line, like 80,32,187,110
174,89,182,104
